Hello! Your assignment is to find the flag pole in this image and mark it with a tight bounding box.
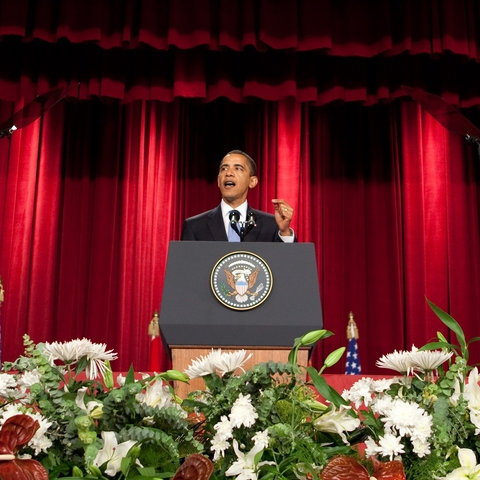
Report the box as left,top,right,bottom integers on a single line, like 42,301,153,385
148,310,162,372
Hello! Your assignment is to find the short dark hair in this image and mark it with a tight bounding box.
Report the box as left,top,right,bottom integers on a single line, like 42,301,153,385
224,150,257,176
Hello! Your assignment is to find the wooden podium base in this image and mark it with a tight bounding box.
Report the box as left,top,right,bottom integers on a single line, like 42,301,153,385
171,346,309,399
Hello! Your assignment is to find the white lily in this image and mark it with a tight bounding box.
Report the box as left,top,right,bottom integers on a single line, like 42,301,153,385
136,380,178,410
313,404,360,443
225,439,274,480
463,368,480,435
440,448,480,479
93,431,137,477
75,387,103,415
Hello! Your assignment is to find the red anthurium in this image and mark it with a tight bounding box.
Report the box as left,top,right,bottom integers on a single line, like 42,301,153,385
321,455,406,480
0,415,49,480
173,454,214,480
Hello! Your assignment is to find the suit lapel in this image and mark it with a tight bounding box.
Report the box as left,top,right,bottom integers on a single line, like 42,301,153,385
207,205,228,241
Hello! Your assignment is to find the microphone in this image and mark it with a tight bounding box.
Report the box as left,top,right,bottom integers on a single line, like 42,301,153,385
243,211,257,237
229,210,242,238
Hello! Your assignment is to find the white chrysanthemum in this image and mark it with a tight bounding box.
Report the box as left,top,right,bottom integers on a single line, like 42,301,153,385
376,431,405,460
370,395,396,416
211,350,253,376
18,369,42,388
184,350,219,378
0,373,23,399
411,437,431,458
43,338,92,363
364,436,381,457
342,377,374,408
371,378,397,393
376,349,414,374
211,435,231,461
371,396,433,456
213,415,233,441
412,413,433,440
43,338,117,380
252,429,270,449
211,416,234,460
84,343,117,380
229,393,258,428
409,350,453,372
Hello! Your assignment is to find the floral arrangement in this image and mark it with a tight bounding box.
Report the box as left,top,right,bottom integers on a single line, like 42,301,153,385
341,299,480,480
180,331,360,480
0,329,362,479
1,299,479,480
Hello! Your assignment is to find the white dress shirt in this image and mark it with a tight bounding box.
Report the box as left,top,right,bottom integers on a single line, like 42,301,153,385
220,199,294,242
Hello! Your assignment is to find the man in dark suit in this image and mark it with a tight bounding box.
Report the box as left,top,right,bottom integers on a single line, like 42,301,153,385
181,150,295,242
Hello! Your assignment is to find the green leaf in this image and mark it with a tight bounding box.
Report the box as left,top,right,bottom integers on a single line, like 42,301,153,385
306,367,349,408
427,299,467,355
419,341,459,352
125,364,136,384
74,355,88,375
467,336,480,346
135,467,158,476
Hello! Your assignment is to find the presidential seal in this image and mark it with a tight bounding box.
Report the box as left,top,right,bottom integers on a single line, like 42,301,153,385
210,251,273,310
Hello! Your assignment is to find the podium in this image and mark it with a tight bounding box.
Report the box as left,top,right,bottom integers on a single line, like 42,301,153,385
159,241,323,397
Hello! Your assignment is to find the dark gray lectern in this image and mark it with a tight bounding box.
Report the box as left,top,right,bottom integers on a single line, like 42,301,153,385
160,241,323,349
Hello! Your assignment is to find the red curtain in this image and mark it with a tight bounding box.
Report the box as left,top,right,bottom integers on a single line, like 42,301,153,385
1,96,479,373
1,0,480,374
1,1,480,105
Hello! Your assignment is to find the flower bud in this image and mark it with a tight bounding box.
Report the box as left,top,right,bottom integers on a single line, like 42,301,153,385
75,415,92,430
89,405,104,420
88,464,103,478
103,360,114,390
78,430,97,445
163,370,189,383
299,329,330,346
72,466,84,477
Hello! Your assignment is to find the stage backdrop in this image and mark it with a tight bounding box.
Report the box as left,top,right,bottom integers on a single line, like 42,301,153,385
1,0,480,373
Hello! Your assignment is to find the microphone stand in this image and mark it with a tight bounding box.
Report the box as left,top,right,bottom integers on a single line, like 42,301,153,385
402,85,480,160
0,83,79,140
229,211,257,241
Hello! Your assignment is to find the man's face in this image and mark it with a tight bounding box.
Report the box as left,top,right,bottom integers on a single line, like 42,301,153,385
217,153,258,207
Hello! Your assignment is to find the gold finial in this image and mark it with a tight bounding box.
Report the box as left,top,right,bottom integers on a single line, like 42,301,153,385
347,311,359,340
148,310,160,338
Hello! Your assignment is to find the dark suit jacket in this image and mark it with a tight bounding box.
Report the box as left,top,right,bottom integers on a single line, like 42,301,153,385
181,205,295,242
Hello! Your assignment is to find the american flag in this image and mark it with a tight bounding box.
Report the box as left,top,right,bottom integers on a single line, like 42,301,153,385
345,337,362,375
345,311,362,375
